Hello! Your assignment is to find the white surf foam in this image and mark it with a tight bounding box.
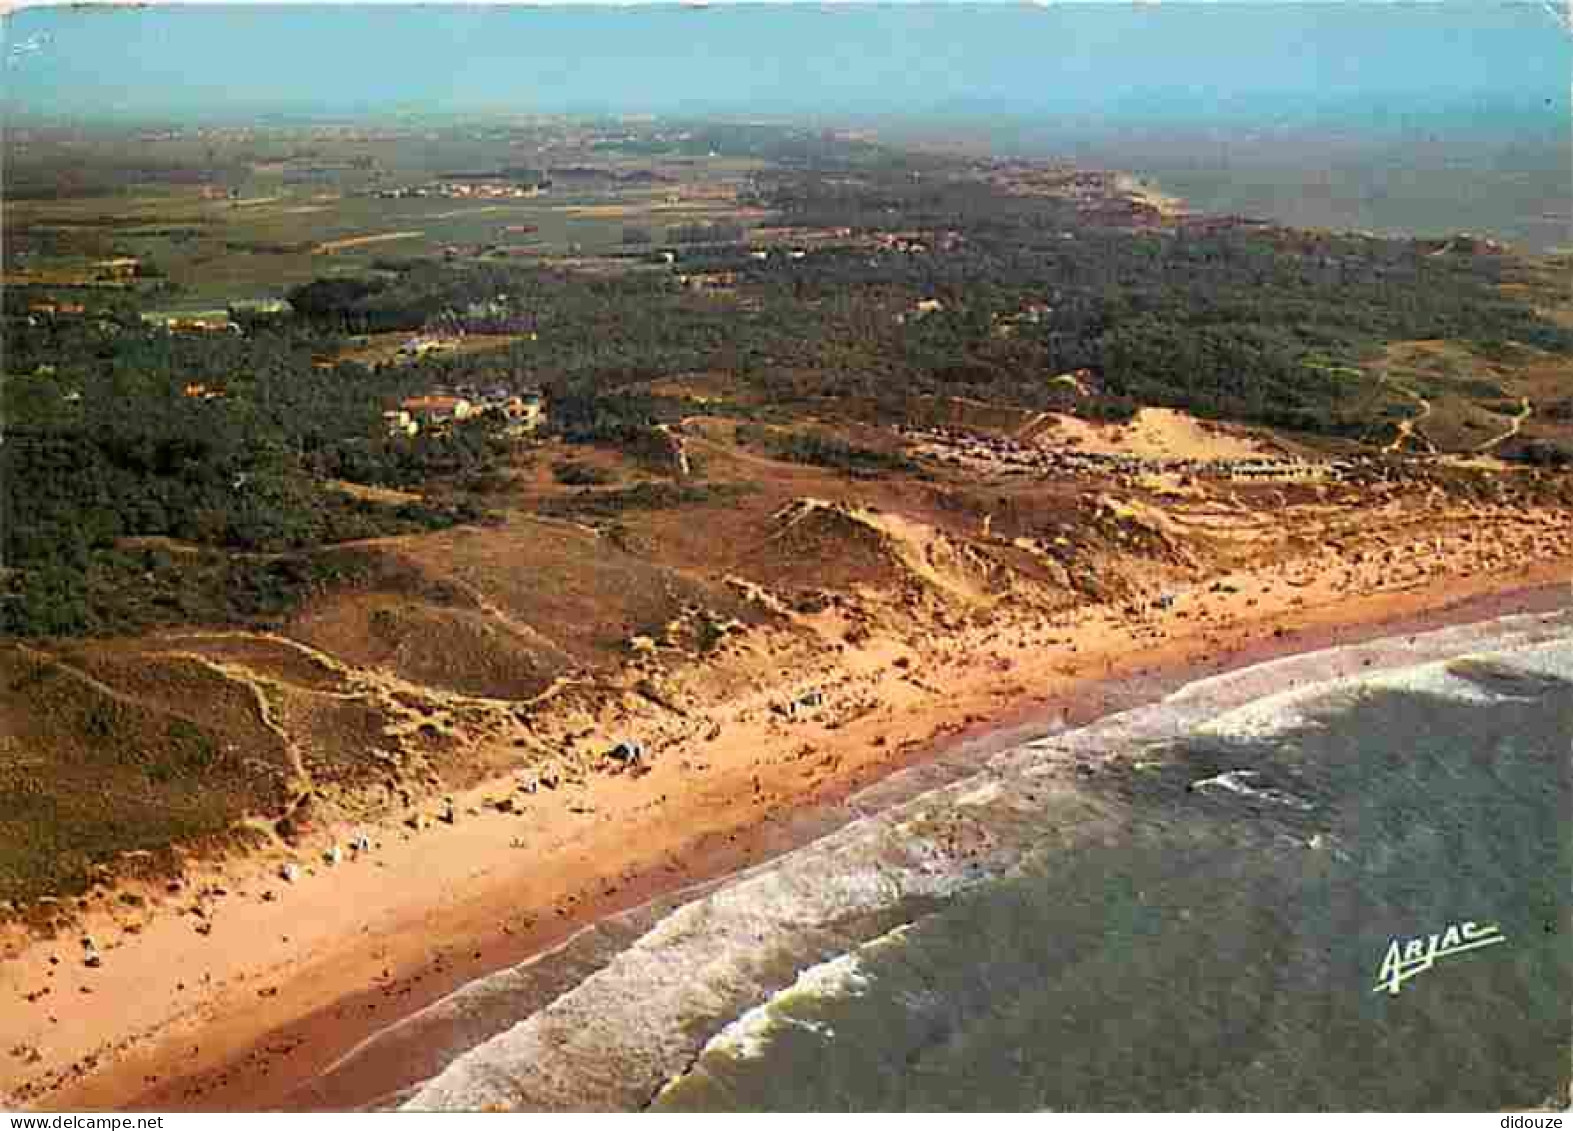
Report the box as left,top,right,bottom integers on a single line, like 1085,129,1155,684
400,790,1017,1110
396,608,1572,1111
693,950,870,1065
1167,609,1570,720
1188,614,1573,744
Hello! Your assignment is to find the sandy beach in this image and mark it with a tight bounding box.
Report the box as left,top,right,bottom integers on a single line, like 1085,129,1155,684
3,509,1569,1113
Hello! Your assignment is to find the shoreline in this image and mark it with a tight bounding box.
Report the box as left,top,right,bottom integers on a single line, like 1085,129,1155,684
4,538,1570,1113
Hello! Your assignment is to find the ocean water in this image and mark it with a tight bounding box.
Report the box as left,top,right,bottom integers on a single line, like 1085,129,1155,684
10,4,1569,253
374,610,1572,1113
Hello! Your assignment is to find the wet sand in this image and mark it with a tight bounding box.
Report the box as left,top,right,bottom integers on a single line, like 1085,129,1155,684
3,529,1569,1113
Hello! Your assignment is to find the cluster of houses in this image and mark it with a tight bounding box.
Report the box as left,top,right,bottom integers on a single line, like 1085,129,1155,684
438,182,544,200
371,181,545,201
143,309,238,334
742,248,804,262
677,270,739,293
396,333,540,361
901,426,1367,484
17,257,144,289
992,302,1055,337
231,297,293,318
25,300,88,319
984,164,1117,204
397,336,449,359
1076,198,1170,230
734,228,961,260
1178,215,1274,237
977,163,1178,230
95,257,142,282
895,298,946,324
873,230,964,255
383,385,544,438
747,225,854,248
17,302,125,340
141,298,294,335
645,226,960,281
23,296,293,336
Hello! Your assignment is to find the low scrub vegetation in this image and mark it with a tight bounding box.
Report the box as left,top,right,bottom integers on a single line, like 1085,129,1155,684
737,424,919,477
538,480,755,519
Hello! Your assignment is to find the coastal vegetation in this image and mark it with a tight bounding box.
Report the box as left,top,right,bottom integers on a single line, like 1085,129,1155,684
8,128,1572,641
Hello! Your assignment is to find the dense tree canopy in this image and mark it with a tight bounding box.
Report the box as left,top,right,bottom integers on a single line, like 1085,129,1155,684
7,142,1570,638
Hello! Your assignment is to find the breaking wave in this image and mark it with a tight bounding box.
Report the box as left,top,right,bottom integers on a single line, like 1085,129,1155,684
681,948,873,1067
385,606,1571,1111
